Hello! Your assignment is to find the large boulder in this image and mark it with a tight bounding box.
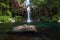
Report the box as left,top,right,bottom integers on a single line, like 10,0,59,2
12,24,37,32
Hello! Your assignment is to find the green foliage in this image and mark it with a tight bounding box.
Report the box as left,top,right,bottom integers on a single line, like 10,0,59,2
4,10,12,17
40,16,48,21
53,12,60,19
0,0,12,23
15,16,22,22
0,2,12,16
31,0,47,6
0,1,11,15
18,0,24,3
53,0,60,20
10,8,19,14
0,16,11,22
53,0,60,8
31,0,60,22
0,9,2,16
0,3,9,8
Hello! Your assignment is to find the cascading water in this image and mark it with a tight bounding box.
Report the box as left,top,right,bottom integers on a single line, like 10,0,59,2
24,0,32,23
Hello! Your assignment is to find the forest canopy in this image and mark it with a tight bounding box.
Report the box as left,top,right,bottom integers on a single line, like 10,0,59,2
0,0,60,22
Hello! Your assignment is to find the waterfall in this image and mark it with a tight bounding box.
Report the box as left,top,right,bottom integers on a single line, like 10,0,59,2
24,0,32,22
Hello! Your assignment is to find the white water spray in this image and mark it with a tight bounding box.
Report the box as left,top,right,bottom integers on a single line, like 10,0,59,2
24,0,32,22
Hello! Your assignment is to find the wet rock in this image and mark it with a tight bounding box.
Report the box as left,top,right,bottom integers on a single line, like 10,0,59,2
12,24,37,32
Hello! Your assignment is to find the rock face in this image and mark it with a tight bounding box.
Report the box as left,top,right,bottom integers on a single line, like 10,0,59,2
12,24,37,32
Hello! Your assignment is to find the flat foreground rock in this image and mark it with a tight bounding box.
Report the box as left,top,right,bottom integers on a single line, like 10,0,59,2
12,24,37,32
